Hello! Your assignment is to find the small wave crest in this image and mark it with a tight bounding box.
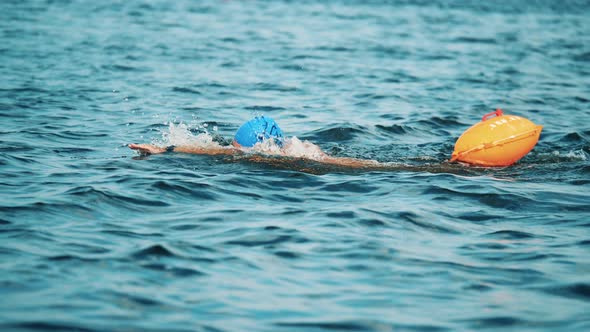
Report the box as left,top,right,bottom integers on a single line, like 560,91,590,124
532,149,588,163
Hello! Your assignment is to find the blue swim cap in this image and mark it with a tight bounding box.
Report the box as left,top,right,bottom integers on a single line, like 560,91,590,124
234,116,284,147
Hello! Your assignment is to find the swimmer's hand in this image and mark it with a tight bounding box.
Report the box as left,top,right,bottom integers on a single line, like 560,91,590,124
128,143,166,155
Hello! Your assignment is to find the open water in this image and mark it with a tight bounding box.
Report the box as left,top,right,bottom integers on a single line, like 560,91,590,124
1,0,590,331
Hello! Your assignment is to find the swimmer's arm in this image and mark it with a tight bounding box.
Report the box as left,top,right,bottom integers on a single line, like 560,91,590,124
319,154,455,172
128,144,240,156
298,143,379,168
173,145,241,155
320,156,382,168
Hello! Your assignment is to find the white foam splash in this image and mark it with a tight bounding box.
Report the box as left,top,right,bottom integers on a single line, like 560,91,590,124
282,136,328,161
246,136,329,161
247,138,283,155
550,149,588,161
154,122,223,148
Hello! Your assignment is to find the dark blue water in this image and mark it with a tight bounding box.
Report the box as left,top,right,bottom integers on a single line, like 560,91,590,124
2,0,590,331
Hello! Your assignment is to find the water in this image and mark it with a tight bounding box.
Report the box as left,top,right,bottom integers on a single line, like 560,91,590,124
1,0,590,331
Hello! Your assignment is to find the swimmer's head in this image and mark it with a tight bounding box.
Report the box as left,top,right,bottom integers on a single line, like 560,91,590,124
234,116,284,147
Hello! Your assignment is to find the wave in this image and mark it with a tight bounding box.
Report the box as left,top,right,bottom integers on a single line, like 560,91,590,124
305,124,369,142
0,322,101,332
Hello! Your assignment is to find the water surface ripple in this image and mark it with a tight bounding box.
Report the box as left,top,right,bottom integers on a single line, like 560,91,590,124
1,0,589,331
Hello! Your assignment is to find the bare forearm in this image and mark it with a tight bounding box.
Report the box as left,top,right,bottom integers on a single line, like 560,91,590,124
173,145,242,156
129,143,240,156
320,156,381,168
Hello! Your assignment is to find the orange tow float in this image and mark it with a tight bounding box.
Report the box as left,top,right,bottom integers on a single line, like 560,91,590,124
450,109,543,167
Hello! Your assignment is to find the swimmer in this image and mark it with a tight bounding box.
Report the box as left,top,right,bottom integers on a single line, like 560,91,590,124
129,116,381,169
